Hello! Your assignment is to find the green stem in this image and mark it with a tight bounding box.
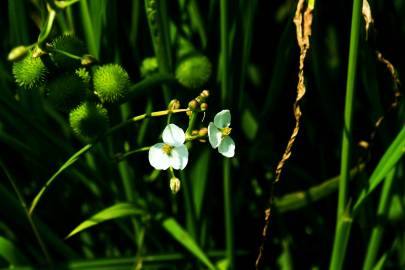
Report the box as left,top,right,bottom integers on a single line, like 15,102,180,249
37,6,56,47
330,0,362,268
223,158,234,269
0,162,52,266
144,0,172,103
29,108,189,215
220,1,234,268
106,109,189,136
79,0,98,57
220,0,229,105
185,112,198,136
117,147,150,162
362,168,396,270
331,213,353,270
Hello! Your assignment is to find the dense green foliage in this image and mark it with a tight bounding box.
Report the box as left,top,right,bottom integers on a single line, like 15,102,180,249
0,1,404,269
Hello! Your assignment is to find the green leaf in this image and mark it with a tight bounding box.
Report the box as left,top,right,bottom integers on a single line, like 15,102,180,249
353,125,405,214
29,144,93,216
162,218,216,270
66,203,145,239
241,109,258,140
190,148,210,218
0,236,27,266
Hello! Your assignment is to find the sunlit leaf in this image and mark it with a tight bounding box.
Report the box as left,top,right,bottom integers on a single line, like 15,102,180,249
66,203,145,239
353,125,405,214
162,217,215,270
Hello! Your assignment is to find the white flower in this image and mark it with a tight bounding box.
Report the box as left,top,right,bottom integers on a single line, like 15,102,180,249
208,110,235,158
148,124,189,170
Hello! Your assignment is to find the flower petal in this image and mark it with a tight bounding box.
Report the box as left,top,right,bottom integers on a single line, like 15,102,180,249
148,143,171,170
162,124,185,146
218,136,235,158
208,122,222,148
169,144,189,170
213,110,231,128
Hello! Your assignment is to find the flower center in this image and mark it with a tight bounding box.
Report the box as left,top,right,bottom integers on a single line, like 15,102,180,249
221,127,232,137
162,144,174,155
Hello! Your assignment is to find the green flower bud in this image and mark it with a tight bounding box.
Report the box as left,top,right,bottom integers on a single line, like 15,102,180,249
50,34,86,70
175,54,212,89
46,72,87,111
169,177,181,194
200,102,208,111
8,45,29,62
140,57,158,77
168,99,180,110
188,99,198,110
12,51,48,89
93,64,130,103
69,102,109,140
81,54,98,67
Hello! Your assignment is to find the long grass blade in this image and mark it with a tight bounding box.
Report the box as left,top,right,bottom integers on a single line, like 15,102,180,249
66,203,146,239
353,125,405,214
162,217,216,270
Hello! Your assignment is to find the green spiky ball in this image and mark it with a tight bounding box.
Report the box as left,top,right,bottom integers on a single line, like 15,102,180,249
46,72,87,111
69,102,109,140
175,55,212,89
12,52,47,89
93,64,130,103
50,34,86,70
140,57,158,77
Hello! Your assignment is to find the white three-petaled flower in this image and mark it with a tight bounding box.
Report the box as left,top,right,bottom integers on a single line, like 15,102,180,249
208,110,235,158
148,124,189,170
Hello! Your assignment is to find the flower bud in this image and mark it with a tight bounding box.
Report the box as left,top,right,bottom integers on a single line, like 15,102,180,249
200,90,209,99
8,46,29,62
200,102,208,111
170,177,181,194
188,99,198,110
168,99,180,110
81,54,98,67
198,127,208,136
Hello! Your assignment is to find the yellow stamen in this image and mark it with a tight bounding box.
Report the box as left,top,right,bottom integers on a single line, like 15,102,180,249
221,127,232,137
162,144,173,154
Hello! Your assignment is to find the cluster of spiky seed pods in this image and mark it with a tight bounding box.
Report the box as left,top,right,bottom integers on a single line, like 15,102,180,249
11,34,213,141
11,34,130,140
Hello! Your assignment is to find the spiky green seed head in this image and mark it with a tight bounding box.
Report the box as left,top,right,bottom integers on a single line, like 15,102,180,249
50,34,86,70
93,64,130,103
175,55,212,89
75,67,91,85
12,51,48,89
46,72,87,112
140,57,158,77
69,102,109,140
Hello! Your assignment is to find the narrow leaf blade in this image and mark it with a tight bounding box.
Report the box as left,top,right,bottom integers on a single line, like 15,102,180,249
162,217,215,270
66,203,145,239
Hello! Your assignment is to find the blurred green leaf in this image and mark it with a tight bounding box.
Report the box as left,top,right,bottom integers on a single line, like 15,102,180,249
162,217,216,270
242,109,258,140
0,236,27,266
66,203,146,239
190,148,210,218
